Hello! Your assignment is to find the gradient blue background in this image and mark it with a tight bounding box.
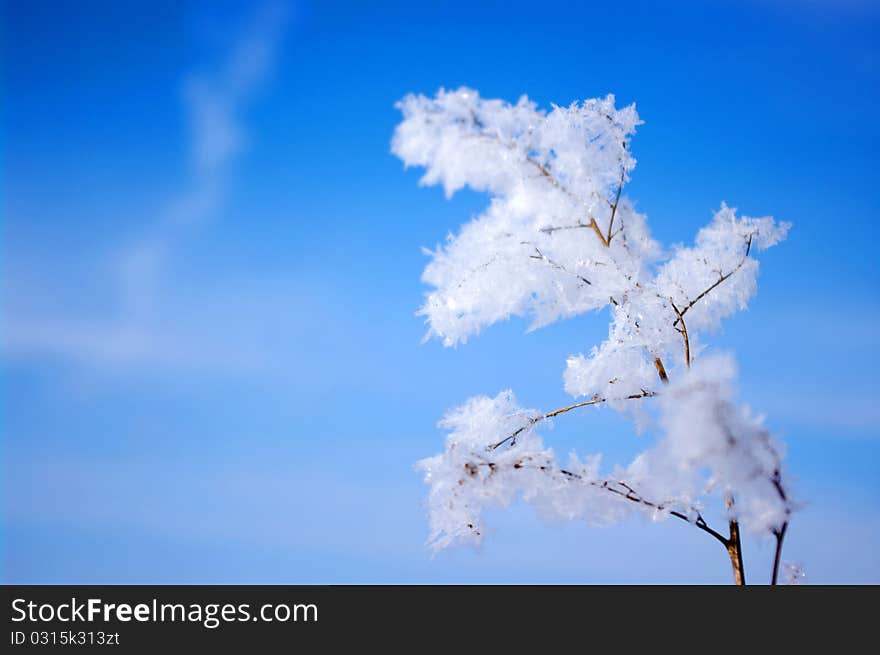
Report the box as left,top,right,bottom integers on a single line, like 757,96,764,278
2,0,878,583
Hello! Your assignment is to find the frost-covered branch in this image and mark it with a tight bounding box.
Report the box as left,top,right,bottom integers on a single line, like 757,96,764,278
672,233,754,328
395,87,796,584
491,458,730,546
525,243,592,286
488,390,655,451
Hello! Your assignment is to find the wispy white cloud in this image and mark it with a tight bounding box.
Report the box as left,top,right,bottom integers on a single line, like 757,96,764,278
2,2,290,372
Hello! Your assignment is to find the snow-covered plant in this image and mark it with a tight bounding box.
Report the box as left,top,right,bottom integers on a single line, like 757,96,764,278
393,87,796,584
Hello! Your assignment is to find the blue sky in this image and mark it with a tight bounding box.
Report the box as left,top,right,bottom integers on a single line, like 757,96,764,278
2,0,879,583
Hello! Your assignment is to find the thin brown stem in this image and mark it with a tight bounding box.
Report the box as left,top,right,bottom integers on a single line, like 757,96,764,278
587,217,610,248
725,496,746,585
605,170,625,245
506,462,729,546
597,479,729,546
670,300,690,368
539,222,593,235
727,521,746,585
488,391,655,451
653,357,669,384
526,243,591,285
539,217,609,248
674,235,753,327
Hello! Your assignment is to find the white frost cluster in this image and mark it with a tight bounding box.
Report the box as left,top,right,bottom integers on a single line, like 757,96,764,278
416,391,631,551
394,87,655,346
625,355,792,536
782,561,806,585
395,88,793,551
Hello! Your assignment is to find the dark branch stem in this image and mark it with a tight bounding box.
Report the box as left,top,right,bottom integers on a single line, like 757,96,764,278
526,243,591,285
504,462,730,546
674,235,753,326
771,522,788,585
488,391,655,451
597,479,729,546
769,470,791,585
